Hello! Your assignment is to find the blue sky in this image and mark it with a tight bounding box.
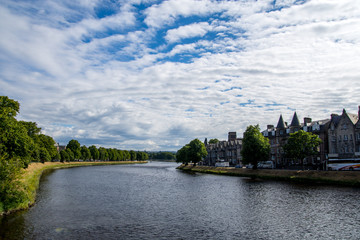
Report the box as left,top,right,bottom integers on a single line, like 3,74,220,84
1,0,360,151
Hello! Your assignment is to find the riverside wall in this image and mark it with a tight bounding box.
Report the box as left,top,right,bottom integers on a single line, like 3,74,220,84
177,165,360,187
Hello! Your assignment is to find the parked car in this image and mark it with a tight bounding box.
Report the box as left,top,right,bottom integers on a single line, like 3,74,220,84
257,161,274,169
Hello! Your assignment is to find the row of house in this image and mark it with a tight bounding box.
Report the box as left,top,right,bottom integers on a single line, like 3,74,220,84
203,132,242,167
203,106,360,170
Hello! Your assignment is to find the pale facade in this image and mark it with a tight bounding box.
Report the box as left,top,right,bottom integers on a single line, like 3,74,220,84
328,108,360,160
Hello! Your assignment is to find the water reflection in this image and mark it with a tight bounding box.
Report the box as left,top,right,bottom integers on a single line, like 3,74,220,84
1,162,360,240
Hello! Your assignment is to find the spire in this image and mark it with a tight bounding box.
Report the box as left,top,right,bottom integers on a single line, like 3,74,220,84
290,112,300,127
276,114,286,129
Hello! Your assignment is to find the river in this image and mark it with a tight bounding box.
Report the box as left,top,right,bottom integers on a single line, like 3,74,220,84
1,161,359,239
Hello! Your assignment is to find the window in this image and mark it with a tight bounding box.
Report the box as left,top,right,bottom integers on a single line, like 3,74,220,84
350,134,353,140
339,135,342,142
344,135,348,141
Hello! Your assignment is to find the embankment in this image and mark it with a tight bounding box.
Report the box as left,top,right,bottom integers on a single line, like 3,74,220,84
1,161,147,216
177,165,360,187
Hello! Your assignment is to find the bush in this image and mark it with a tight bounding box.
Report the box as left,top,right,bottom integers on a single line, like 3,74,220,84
0,156,28,212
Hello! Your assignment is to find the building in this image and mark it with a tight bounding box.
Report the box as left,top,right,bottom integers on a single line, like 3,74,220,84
54,143,66,152
203,132,242,166
262,112,330,169
328,108,360,161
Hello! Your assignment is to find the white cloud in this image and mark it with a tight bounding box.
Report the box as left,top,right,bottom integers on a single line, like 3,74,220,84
165,22,212,43
1,0,360,151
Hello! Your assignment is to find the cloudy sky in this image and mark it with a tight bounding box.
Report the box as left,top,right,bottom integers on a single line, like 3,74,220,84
1,0,359,151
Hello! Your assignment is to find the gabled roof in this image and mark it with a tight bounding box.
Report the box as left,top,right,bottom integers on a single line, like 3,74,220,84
290,112,300,127
276,114,286,129
347,113,358,125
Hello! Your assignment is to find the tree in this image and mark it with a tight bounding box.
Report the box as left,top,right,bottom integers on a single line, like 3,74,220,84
123,150,130,160
130,150,136,161
60,149,69,162
80,145,91,161
89,145,99,161
66,140,81,160
0,96,34,167
176,145,190,165
65,148,75,161
37,134,57,160
0,156,28,212
209,139,219,144
241,125,270,170
283,130,322,168
39,147,51,163
176,139,207,166
98,147,109,161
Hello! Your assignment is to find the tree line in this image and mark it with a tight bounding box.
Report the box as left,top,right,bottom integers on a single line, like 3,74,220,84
147,151,176,160
60,139,149,162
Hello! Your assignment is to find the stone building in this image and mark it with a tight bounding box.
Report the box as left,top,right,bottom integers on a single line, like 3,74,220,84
328,108,360,161
203,132,242,166
54,142,66,152
262,112,330,169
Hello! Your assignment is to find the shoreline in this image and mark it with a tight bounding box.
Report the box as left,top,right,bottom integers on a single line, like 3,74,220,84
1,161,147,216
177,165,360,187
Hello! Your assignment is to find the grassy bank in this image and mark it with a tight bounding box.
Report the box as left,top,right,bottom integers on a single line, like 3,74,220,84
177,165,360,187
1,161,147,215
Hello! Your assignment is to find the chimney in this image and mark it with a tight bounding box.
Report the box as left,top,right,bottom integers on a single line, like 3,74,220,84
267,125,274,130
304,117,312,125
228,132,236,142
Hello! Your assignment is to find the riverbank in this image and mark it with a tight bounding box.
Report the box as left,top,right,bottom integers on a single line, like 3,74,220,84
1,161,147,216
177,165,360,187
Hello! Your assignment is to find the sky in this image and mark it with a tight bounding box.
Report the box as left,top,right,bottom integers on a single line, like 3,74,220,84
1,0,360,151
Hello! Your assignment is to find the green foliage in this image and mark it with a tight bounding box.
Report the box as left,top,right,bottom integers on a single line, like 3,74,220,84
39,147,51,163
80,145,91,161
66,140,81,160
66,148,75,161
37,134,57,159
98,147,109,161
209,138,219,144
283,130,322,164
60,149,69,162
148,151,176,160
0,156,28,212
176,139,207,166
130,150,136,161
89,145,99,160
176,145,190,164
241,125,270,169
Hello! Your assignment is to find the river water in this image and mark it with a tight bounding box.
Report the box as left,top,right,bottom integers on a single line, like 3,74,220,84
1,161,359,239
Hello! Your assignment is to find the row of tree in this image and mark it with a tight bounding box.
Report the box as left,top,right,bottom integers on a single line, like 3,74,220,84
176,125,321,169
59,139,149,162
148,151,176,160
